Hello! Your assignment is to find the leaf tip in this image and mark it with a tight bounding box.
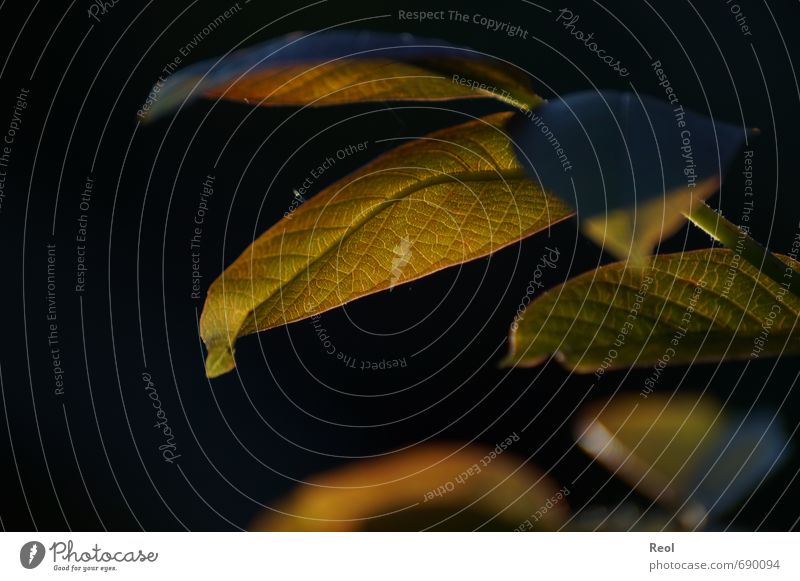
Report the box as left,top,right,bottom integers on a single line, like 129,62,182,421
205,341,236,378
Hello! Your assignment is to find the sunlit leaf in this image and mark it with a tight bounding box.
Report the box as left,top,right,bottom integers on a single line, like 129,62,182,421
574,394,789,529
565,504,680,532
509,91,747,261
581,176,720,263
202,112,572,377
504,249,800,371
250,442,567,531
141,30,542,121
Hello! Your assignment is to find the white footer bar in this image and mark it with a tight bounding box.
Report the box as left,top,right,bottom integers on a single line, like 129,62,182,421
1,532,796,580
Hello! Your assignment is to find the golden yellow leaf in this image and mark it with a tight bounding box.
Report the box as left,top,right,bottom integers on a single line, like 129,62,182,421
201,112,572,377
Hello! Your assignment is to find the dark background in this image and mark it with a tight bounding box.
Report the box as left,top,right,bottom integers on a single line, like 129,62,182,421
0,0,798,531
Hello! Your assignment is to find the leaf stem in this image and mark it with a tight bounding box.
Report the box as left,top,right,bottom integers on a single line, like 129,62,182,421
685,201,800,298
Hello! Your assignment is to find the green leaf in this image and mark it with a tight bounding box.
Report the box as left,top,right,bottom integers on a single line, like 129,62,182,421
142,31,542,121
249,443,567,531
201,112,573,377
504,248,800,371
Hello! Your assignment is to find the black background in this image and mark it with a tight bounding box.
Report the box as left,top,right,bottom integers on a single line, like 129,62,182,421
0,0,798,531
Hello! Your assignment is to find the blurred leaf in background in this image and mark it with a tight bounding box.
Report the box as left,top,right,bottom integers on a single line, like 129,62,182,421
573,393,790,530
505,249,800,371
509,91,747,262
